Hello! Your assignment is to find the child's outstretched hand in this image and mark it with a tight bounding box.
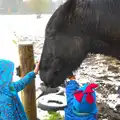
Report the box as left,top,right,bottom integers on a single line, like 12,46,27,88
34,61,40,74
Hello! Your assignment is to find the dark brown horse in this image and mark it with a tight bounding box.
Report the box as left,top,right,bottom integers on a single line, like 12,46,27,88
40,0,120,87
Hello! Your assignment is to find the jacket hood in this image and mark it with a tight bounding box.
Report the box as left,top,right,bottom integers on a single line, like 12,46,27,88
72,83,98,114
0,59,14,89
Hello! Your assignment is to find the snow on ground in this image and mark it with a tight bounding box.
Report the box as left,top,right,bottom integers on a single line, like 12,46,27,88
0,14,51,66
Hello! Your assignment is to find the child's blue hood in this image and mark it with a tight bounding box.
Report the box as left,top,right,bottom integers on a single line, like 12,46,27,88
0,59,14,89
72,83,98,114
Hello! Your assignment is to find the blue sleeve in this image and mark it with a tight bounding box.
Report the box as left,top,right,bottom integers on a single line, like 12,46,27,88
10,71,36,92
66,80,79,106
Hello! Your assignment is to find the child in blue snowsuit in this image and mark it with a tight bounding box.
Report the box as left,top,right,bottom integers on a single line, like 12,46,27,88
64,75,98,120
0,59,40,120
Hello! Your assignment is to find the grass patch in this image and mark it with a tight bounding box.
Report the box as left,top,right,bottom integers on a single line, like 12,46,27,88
44,111,64,120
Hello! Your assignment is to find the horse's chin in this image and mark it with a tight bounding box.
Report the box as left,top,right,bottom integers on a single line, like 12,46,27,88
40,72,64,87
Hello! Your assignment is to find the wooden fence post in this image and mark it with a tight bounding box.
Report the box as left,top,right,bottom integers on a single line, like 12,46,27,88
18,42,36,120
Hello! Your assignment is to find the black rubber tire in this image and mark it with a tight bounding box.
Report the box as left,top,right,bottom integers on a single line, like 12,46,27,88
39,83,65,95
36,86,65,100
37,94,67,111
43,86,64,95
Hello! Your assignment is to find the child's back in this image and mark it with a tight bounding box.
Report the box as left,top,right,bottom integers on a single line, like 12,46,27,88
64,76,98,120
